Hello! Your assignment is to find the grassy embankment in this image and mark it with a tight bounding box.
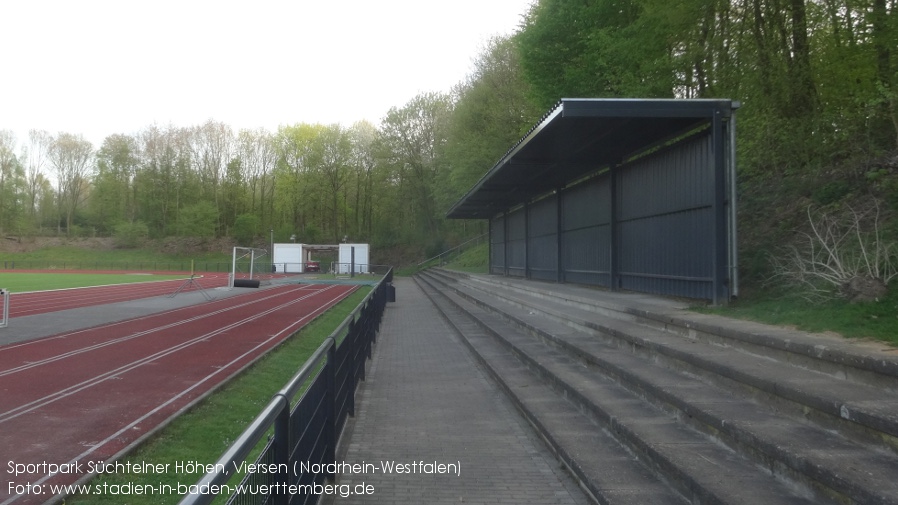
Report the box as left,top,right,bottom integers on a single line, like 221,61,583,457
0,245,232,272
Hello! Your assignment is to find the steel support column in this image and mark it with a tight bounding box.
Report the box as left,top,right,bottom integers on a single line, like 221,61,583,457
712,110,729,305
524,202,530,280
609,163,620,291
556,189,564,283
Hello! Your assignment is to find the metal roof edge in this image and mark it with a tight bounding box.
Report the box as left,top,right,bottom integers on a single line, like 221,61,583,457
445,98,739,219
446,101,564,218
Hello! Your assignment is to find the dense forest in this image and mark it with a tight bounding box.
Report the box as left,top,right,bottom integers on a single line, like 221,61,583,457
0,0,896,285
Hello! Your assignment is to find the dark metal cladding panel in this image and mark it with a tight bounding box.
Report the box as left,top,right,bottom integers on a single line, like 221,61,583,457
616,133,715,298
490,215,506,274
529,196,558,236
618,208,714,298
617,134,714,221
561,225,611,286
506,208,527,277
529,235,558,280
562,176,610,231
528,197,558,281
560,176,612,286
470,99,736,302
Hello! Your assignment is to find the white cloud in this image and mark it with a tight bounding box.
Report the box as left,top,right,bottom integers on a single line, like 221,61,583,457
0,0,533,148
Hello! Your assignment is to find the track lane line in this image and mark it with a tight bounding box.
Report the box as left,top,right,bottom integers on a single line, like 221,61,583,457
0,285,323,376
0,283,317,355
0,284,356,505
0,286,341,421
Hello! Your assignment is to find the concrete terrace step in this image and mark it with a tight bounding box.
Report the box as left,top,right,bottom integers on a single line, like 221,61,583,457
424,285,688,505
418,269,898,505
427,268,898,454
416,275,821,505
431,268,898,391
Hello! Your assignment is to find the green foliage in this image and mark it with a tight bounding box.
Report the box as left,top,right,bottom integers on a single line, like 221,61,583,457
176,201,219,239
702,286,898,345
4,0,897,277
812,181,853,206
113,221,149,248
446,241,489,273
377,92,454,243
518,0,674,107
443,36,542,208
232,213,260,245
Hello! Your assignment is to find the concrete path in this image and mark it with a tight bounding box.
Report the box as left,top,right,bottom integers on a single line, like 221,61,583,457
330,277,590,505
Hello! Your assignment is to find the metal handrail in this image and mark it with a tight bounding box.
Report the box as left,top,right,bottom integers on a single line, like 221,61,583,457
416,233,488,267
181,395,288,497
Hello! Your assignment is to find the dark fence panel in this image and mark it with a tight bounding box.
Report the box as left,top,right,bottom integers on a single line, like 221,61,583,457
527,196,558,281
496,130,721,299
560,176,611,286
506,208,527,278
179,268,392,505
616,133,715,299
490,215,506,275
288,369,330,505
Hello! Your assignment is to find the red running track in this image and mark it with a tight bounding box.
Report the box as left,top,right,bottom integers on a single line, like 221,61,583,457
0,283,357,505
7,273,233,318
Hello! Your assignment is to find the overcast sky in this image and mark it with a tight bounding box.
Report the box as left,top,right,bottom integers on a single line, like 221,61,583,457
1,0,534,148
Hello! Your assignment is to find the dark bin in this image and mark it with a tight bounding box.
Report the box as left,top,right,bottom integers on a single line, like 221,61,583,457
387,283,396,302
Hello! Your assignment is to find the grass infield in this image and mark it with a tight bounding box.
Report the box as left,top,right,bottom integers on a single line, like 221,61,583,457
0,272,188,293
64,287,371,505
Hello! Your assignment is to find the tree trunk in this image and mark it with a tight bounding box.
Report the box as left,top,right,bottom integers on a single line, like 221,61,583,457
789,0,816,115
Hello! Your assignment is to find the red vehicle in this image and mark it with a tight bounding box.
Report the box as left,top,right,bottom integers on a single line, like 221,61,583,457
304,261,320,272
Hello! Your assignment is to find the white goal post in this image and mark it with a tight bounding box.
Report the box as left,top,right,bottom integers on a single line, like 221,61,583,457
0,288,8,328
229,246,270,289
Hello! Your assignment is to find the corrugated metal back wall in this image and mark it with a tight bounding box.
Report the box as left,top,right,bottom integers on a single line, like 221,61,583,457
490,132,717,299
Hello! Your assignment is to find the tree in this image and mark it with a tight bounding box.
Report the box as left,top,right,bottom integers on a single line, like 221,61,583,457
347,121,379,241
378,92,453,242
190,120,234,233
22,130,54,232
0,130,25,235
517,0,672,109
135,125,197,237
176,201,219,239
92,133,139,233
274,123,324,239
236,128,277,230
48,133,93,235
445,36,541,206
233,213,260,244
317,124,351,243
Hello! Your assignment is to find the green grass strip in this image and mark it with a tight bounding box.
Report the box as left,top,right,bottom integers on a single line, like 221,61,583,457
697,287,898,346
0,273,187,293
64,287,371,505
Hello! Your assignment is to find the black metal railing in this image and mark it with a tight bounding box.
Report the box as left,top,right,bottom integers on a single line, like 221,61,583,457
178,268,393,505
416,233,488,268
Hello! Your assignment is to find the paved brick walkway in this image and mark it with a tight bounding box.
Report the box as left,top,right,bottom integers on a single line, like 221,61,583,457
330,277,590,505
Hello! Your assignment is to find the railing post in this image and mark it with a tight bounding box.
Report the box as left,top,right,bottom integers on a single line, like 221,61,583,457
273,397,290,505
325,339,337,480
